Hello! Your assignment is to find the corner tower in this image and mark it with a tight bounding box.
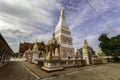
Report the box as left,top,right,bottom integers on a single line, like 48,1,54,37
54,7,74,59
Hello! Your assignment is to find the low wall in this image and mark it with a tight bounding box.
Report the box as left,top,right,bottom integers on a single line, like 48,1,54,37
37,59,86,67
61,59,86,67
92,59,105,65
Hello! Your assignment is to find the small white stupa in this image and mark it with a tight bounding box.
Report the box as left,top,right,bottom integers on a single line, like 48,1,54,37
82,40,92,65
31,41,40,63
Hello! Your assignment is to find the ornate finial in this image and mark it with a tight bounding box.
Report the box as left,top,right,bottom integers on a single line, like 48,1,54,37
84,39,88,45
83,39,89,49
60,6,65,19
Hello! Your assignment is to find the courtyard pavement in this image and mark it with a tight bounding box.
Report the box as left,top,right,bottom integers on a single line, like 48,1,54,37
0,61,39,80
23,62,120,80
41,63,120,80
1,61,120,80
23,62,99,79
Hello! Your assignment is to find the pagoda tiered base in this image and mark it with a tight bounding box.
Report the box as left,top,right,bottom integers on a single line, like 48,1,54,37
41,60,64,72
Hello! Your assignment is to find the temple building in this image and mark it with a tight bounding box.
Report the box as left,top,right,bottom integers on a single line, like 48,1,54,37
54,8,74,59
0,33,14,65
19,42,34,56
19,41,46,58
24,41,46,63
82,40,92,65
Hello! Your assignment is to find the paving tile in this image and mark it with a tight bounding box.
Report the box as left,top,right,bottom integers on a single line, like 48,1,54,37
41,63,120,80
0,61,38,80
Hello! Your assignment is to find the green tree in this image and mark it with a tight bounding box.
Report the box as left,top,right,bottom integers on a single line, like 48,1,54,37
99,34,120,56
89,47,95,55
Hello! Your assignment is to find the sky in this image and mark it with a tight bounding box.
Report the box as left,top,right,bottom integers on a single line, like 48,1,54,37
0,0,120,52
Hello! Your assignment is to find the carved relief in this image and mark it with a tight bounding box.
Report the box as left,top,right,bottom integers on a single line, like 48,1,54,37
60,47,74,58
61,35,73,45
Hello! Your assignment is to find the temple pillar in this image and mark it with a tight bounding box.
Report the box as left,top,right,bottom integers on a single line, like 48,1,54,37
7,54,11,61
5,52,9,62
0,45,4,63
0,49,4,64
0,50,3,63
1,50,6,64
3,51,7,64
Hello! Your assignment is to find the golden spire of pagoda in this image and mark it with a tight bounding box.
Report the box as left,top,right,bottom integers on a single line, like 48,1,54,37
83,39,89,49
60,6,65,19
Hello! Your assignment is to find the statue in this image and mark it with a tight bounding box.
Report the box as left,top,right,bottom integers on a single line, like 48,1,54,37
45,33,60,60
42,33,63,72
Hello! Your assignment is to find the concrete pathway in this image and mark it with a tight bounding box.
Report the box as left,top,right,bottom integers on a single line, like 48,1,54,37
42,63,120,80
0,61,39,80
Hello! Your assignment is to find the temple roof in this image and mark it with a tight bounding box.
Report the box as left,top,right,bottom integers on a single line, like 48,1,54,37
0,33,14,55
19,41,46,53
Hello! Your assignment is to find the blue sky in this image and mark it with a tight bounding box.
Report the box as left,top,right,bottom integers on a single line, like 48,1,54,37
0,0,120,52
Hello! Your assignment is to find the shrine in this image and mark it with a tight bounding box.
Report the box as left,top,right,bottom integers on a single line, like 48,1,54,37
41,33,64,72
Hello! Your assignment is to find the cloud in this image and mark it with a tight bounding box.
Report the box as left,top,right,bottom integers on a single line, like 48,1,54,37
0,0,120,53
68,0,120,50
0,0,61,27
0,0,61,52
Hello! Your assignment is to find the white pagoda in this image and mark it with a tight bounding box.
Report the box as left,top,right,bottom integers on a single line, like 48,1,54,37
54,7,74,59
